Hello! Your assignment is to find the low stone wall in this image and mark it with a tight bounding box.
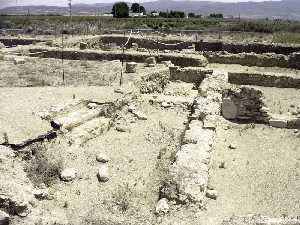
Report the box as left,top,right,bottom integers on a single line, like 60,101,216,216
160,72,227,204
288,52,300,69
228,72,300,89
29,47,208,67
195,41,300,55
205,52,290,68
169,66,213,87
0,38,46,47
222,86,270,123
100,35,193,51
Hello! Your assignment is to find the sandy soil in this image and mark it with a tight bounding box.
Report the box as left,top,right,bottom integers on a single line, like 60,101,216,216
249,85,300,115
0,86,121,144
160,120,300,225
208,63,300,78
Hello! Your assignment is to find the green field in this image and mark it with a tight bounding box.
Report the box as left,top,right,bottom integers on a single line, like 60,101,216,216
1,15,300,44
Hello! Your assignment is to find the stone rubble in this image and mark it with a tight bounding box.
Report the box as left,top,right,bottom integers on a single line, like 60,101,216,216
60,168,78,182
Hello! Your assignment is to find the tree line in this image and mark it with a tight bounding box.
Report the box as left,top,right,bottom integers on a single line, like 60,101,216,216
112,2,223,19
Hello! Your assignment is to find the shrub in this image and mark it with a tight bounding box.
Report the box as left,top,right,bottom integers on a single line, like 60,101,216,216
25,143,63,186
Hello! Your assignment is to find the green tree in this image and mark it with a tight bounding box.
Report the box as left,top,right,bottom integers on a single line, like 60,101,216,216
131,3,146,14
112,2,129,18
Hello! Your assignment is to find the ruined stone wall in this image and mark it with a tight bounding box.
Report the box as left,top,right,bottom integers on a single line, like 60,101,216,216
205,52,290,68
169,66,213,87
195,41,300,55
160,72,227,204
228,72,300,89
288,52,300,69
0,38,45,47
222,86,270,123
29,48,208,67
100,35,193,51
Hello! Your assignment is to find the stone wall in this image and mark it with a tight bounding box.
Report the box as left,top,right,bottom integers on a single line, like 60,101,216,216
195,41,300,55
228,72,300,89
169,66,213,87
100,35,193,51
160,72,227,204
205,52,290,68
222,86,270,123
29,47,208,67
0,38,46,47
288,52,300,69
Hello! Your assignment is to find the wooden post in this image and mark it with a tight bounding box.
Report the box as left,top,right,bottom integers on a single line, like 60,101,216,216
61,32,65,84
120,31,126,86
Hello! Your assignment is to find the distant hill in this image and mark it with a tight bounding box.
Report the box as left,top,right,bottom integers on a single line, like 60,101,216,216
1,0,300,20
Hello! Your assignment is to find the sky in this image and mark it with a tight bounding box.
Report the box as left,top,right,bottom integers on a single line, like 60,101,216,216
0,0,281,9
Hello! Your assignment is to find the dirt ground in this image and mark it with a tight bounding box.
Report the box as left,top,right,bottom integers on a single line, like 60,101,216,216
159,120,300,225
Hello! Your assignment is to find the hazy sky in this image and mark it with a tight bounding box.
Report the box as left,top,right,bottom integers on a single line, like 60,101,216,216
0,0,281,9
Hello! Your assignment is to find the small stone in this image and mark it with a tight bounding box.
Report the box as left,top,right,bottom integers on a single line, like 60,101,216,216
128,104,136,113
32,189,49,200
229,144,237,149
87,103,98,109
60,168,78,182
206,189,218,200
15,202,30,217
96,153,110,163
145,57,156,66
161,102,171,108
155,198,169,215
79,42,87,50
97,164,109,182
125,62,138,73
219,161,226,169
132,110,147,120
269,117,288,128
0,210,9,225
222,98,238,120
114,88,124,94
116,125,130,132
13,57,25,65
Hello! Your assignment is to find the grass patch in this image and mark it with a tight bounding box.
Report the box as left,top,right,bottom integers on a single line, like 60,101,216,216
24,143,63,187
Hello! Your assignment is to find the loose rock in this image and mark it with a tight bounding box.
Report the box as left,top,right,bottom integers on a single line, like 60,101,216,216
0,210,9,225
219,161,226,169
161,102,172,108
126,62,138,73
229,144,237,149
32,189,49,200
131,110,148,120
206,189,218,200
96,153,110,163
87,103,98,109
60,168,78,182
116,125,130,132
145,57,156,66
97,164,109,182
155,198,169,215
79,42,88,50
